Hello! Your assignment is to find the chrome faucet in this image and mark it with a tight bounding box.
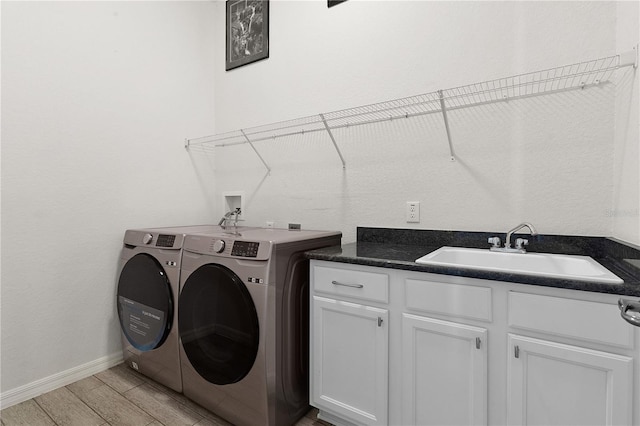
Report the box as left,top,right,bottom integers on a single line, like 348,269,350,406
506,222,537,249
489,222,538,253
218,207,241,230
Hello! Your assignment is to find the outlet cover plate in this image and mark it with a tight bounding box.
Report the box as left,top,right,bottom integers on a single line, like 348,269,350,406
406,201,420,223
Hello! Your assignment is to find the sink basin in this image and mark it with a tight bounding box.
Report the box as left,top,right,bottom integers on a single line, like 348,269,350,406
415,246,623,284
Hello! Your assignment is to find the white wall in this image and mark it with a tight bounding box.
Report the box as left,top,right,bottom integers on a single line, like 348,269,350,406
613,1,640,244
208,0,639,245
1,1,216,401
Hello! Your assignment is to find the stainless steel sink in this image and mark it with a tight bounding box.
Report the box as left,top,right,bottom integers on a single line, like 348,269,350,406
415,246,623,284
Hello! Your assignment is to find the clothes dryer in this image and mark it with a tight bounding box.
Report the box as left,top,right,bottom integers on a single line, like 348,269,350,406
116,225,226,392
178,228,341,426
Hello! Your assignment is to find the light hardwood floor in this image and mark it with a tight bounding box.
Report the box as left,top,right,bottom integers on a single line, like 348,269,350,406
0,363,330,426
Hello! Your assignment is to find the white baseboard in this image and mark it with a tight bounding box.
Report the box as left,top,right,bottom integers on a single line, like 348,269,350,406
0,352,123,410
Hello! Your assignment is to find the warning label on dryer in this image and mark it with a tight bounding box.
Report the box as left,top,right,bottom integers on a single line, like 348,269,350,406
118,296,166,351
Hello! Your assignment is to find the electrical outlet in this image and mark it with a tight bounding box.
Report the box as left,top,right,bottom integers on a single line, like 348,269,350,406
406,201,420,223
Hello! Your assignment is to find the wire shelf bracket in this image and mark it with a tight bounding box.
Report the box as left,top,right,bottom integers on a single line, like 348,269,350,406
438,90,456,162
240,129,271,173
185,47,638,167
619,43,638,69
319,113,346,169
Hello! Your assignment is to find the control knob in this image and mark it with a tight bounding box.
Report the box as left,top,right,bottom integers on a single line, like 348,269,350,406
142,233,153,245
212,239,226,253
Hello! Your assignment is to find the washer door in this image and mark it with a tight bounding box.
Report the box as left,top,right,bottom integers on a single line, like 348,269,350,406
179,263,260,385
117,253,173,351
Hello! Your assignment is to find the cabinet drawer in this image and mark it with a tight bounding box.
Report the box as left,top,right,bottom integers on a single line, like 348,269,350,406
405,279,492,321
313,265,389,303
508,292,634,348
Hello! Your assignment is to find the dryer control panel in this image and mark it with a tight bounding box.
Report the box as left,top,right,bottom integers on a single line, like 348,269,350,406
123,230,184,250
156,234,176,247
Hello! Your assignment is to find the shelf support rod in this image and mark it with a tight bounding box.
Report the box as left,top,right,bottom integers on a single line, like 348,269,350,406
240,129,271,173
438,90,456,161
319,113,346,169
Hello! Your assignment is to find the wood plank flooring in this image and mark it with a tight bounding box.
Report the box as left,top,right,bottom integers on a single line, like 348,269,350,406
0,363,330,426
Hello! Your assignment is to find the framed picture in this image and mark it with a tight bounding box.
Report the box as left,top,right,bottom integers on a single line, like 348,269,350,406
328,0,347,7
226,0,269,71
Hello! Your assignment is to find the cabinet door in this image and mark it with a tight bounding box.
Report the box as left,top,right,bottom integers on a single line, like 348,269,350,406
402,314,488,426
311,296,388,426
507,334,633,426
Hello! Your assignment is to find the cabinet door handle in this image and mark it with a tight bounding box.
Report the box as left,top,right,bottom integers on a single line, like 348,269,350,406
331,280,364,289
476,337,481,349
514,345,520,358
618,298,640,327
378,317,383,327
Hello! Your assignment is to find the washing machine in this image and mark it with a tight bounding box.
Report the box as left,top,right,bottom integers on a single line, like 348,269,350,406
116,224,231,392
178,228,341,426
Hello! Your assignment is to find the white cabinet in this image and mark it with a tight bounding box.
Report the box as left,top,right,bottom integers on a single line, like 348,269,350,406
311,296,388,426
310,263,389,426
507,334,633,426
507,292,635,426
402,314,487,426
310,260,639,426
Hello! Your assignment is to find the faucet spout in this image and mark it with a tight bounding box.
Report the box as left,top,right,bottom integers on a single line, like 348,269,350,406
218,208,241,228
505,222,537,249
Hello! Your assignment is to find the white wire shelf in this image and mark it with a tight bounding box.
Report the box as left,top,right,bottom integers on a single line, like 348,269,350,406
186,48,637,167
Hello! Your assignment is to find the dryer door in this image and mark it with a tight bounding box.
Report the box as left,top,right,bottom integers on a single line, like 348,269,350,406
117,253,173,351
179,263,260,385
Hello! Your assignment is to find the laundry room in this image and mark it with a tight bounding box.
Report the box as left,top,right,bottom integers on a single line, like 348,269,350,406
1,0,640,425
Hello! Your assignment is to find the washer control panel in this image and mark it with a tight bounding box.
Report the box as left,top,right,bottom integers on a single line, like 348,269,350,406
231,241,260,258
186,235,272,260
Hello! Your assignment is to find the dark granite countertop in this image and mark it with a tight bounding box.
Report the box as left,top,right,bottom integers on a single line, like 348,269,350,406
306,227,640,297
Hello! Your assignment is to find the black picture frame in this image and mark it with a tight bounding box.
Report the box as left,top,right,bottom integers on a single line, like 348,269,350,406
226,0,269,71
328,0,347,7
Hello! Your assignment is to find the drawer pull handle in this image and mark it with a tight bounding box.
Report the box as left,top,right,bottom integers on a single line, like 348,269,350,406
618,298,640,327
331,280,364,289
